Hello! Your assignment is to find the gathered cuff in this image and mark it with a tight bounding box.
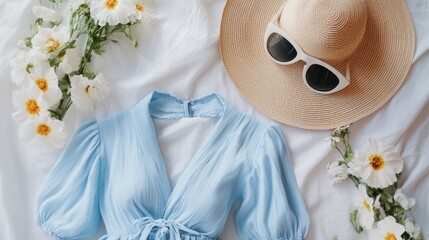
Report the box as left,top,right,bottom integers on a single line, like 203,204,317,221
39,222,68,240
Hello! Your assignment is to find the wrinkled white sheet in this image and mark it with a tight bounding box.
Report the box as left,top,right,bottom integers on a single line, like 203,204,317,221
0,0,428,239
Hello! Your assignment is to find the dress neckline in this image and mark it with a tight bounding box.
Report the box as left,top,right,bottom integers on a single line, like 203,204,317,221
131,91,231,214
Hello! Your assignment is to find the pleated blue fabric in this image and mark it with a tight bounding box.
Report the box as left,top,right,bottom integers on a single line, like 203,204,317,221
36,91,309,240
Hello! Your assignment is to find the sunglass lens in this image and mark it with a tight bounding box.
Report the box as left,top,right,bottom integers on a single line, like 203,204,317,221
267,33,297,62
306,64,340,92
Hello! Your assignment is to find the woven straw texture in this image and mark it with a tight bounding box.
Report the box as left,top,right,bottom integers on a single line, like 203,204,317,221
220,0,415,130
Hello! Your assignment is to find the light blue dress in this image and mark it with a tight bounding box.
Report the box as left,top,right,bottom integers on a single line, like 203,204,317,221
36,91,309,240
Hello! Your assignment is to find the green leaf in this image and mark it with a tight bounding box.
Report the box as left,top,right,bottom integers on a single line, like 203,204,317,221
349,210,364,233
25,63,34,73
56,108,63,115
24,37,32,48
48,109,59,118
58,79,69,88
382,191,394,204
366,186,376,198
35,18,43,26
94,48,105,55
374,208,382,221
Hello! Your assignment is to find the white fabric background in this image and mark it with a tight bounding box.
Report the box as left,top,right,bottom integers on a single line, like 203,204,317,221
1,0,428,239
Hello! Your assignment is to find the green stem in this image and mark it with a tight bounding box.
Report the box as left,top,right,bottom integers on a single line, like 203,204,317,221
58,96,72,121
78,24,104,75
349,175,361,187
334,145,347,160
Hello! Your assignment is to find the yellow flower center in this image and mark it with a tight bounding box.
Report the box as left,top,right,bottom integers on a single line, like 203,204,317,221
105,0,118,10
384,233,397,240
363,200,371,212
36,78,49,92
85,85,90,93
136,4,144,12
36,123,51,136
369,154,385,171
26,99,40,115
46,37,60,53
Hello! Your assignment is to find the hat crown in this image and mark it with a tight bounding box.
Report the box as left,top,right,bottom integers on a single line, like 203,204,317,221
279,0,367,64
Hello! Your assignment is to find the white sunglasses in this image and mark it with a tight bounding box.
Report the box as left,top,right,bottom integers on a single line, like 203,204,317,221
264,7,350,94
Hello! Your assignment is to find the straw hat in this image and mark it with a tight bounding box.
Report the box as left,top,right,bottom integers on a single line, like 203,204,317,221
220,0,415,130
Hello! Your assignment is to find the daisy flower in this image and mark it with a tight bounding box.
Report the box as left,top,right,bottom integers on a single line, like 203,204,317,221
31,26,69,57
354,184,375,231
70,73,110,111
57,47,81,75
130,0,155,23
21,114,66,153
90,0,134,26
10,49,48,86
32,5,61,23
12,87,48,123
28,65,62,106
70,75,93,111
89,73,110,101
349,138,403,189
369,216,405,240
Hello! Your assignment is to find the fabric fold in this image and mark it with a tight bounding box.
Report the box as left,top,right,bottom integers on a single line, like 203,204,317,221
35,91,309,240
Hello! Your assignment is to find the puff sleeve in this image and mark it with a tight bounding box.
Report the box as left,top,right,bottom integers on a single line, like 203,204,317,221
235,125,309,240
36,120,103,239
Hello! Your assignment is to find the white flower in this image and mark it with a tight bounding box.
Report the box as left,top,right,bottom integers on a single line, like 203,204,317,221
28,65,62,106
405,218,423,240
369,216,405,240
70,75,93,111
21,114,66,153
349,138,403,189
10,50,48,86
58,47,81,75
89,73,110,101
354,184,376,230
90,0,134,26
70,74,110,111
394,189,416,210
130,0,155,23
32,5,61,23
12,87,48,123
31,26,69,56
326,161,349,184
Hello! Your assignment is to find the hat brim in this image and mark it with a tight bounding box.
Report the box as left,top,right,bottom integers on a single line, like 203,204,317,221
220,0,415,130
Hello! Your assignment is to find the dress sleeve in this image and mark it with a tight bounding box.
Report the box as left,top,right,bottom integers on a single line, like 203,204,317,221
235,125,309,240
36,120,103,239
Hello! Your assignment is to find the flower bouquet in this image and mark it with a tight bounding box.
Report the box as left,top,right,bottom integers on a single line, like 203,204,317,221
10,0,154,152
326,126,423,240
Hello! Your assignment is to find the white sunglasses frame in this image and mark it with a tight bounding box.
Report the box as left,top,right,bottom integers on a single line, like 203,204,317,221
264,9,350,94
